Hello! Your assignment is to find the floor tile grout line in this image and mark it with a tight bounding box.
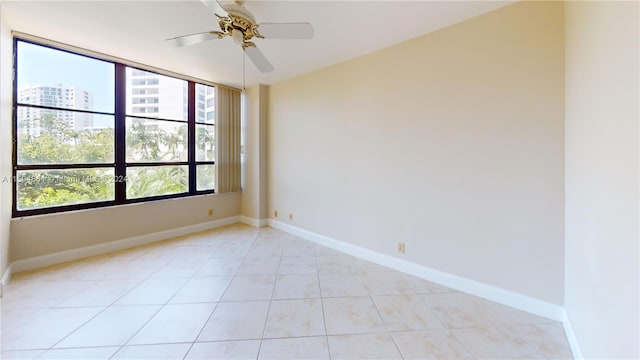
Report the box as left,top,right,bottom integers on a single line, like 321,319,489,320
218,230,267,302
448,328,482,360
9,252,146,284
33,305,111,356
100,258,196,358
109,232,241,360
419,291,560,331
39,341,193,350
183,228,261,360
368,293,406,360
179,301,220,360
188,334,334,343
415,294,450,332
105,225,252,359
492,324,551,359
107,302,169,357
35,269,157,356
9,291,435,310
162,255,213,305
314,246,333,360
1,305,64,338
358,255,449,360
4,279,96,312
255,231,286,360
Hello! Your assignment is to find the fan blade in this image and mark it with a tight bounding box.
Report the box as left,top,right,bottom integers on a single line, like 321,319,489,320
200,0,229,17
257,23,314,39
244,46,274,73
166,31,223,47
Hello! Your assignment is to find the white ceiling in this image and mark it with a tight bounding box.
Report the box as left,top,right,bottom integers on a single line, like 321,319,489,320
2,0,513,89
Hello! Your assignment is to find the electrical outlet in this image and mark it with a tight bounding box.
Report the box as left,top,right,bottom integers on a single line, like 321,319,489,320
274,210,278,218
208,208,213,216
397,243,406,254
289,213,293,220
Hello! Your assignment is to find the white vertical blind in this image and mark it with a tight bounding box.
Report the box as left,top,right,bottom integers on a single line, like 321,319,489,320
215,87,242,192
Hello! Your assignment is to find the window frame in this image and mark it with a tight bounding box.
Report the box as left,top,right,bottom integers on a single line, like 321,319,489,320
12,37,220,217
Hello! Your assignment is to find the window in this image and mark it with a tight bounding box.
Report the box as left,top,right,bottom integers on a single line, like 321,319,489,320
12,39,232,217
195,84,216,191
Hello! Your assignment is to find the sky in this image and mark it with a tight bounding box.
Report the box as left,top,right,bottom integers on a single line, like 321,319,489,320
17,41,115,126
16,41,210,128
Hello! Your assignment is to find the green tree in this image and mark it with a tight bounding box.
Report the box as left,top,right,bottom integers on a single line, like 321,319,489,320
162,129,185,161
17,113,115,209
18,113,209,210
127,120,165,161
78,128,114,163
126,166,187,198
196,126,214,160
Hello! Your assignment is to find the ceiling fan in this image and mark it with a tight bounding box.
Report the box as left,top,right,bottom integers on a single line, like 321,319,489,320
166,0,314,73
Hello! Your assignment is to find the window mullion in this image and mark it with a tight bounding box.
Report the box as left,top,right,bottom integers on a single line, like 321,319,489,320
188,82,196,193
12,38,19,217
114,63,127,202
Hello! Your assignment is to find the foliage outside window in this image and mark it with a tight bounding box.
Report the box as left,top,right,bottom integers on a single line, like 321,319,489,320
13,39,218,216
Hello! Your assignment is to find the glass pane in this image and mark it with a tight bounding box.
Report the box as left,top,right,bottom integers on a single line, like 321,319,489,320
126,67,187,121
17,41,114,113
16,168,115,210
126,166,188,199
196,165,215,191
17,107,114,165
126,118,188,162
196,124,215,161
195,83,215,124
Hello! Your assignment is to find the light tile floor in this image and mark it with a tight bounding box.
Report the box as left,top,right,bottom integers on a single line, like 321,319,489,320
1,224,573,359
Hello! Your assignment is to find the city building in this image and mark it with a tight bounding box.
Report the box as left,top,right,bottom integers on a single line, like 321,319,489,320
126,68,185,120
126,68,215,121
17,84,93,137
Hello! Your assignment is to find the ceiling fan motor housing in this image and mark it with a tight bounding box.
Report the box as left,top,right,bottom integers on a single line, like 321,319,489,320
219,2,262,46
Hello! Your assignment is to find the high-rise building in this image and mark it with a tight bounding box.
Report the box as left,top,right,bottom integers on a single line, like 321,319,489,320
127,69,186,120
196,84,216,123
17,84,93,137
126,68,215,121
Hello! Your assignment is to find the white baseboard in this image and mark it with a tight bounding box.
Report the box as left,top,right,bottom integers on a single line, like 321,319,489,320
7,216,566,322
0,263,12,298
562,309,584,359
268,219,564,322
11,216,241,273
240,216,268,227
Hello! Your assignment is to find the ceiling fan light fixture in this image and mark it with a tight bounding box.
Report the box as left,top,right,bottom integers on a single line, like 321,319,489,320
231,29,244,45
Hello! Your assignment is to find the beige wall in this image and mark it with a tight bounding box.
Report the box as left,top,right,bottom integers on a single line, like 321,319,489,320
0,4,13,279
10,192,241,261
241,85,269,221
258,86,268,220
268,1,565,304
564,1,639,358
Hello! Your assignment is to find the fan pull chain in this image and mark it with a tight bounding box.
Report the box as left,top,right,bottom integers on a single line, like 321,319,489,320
243,49,246,91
